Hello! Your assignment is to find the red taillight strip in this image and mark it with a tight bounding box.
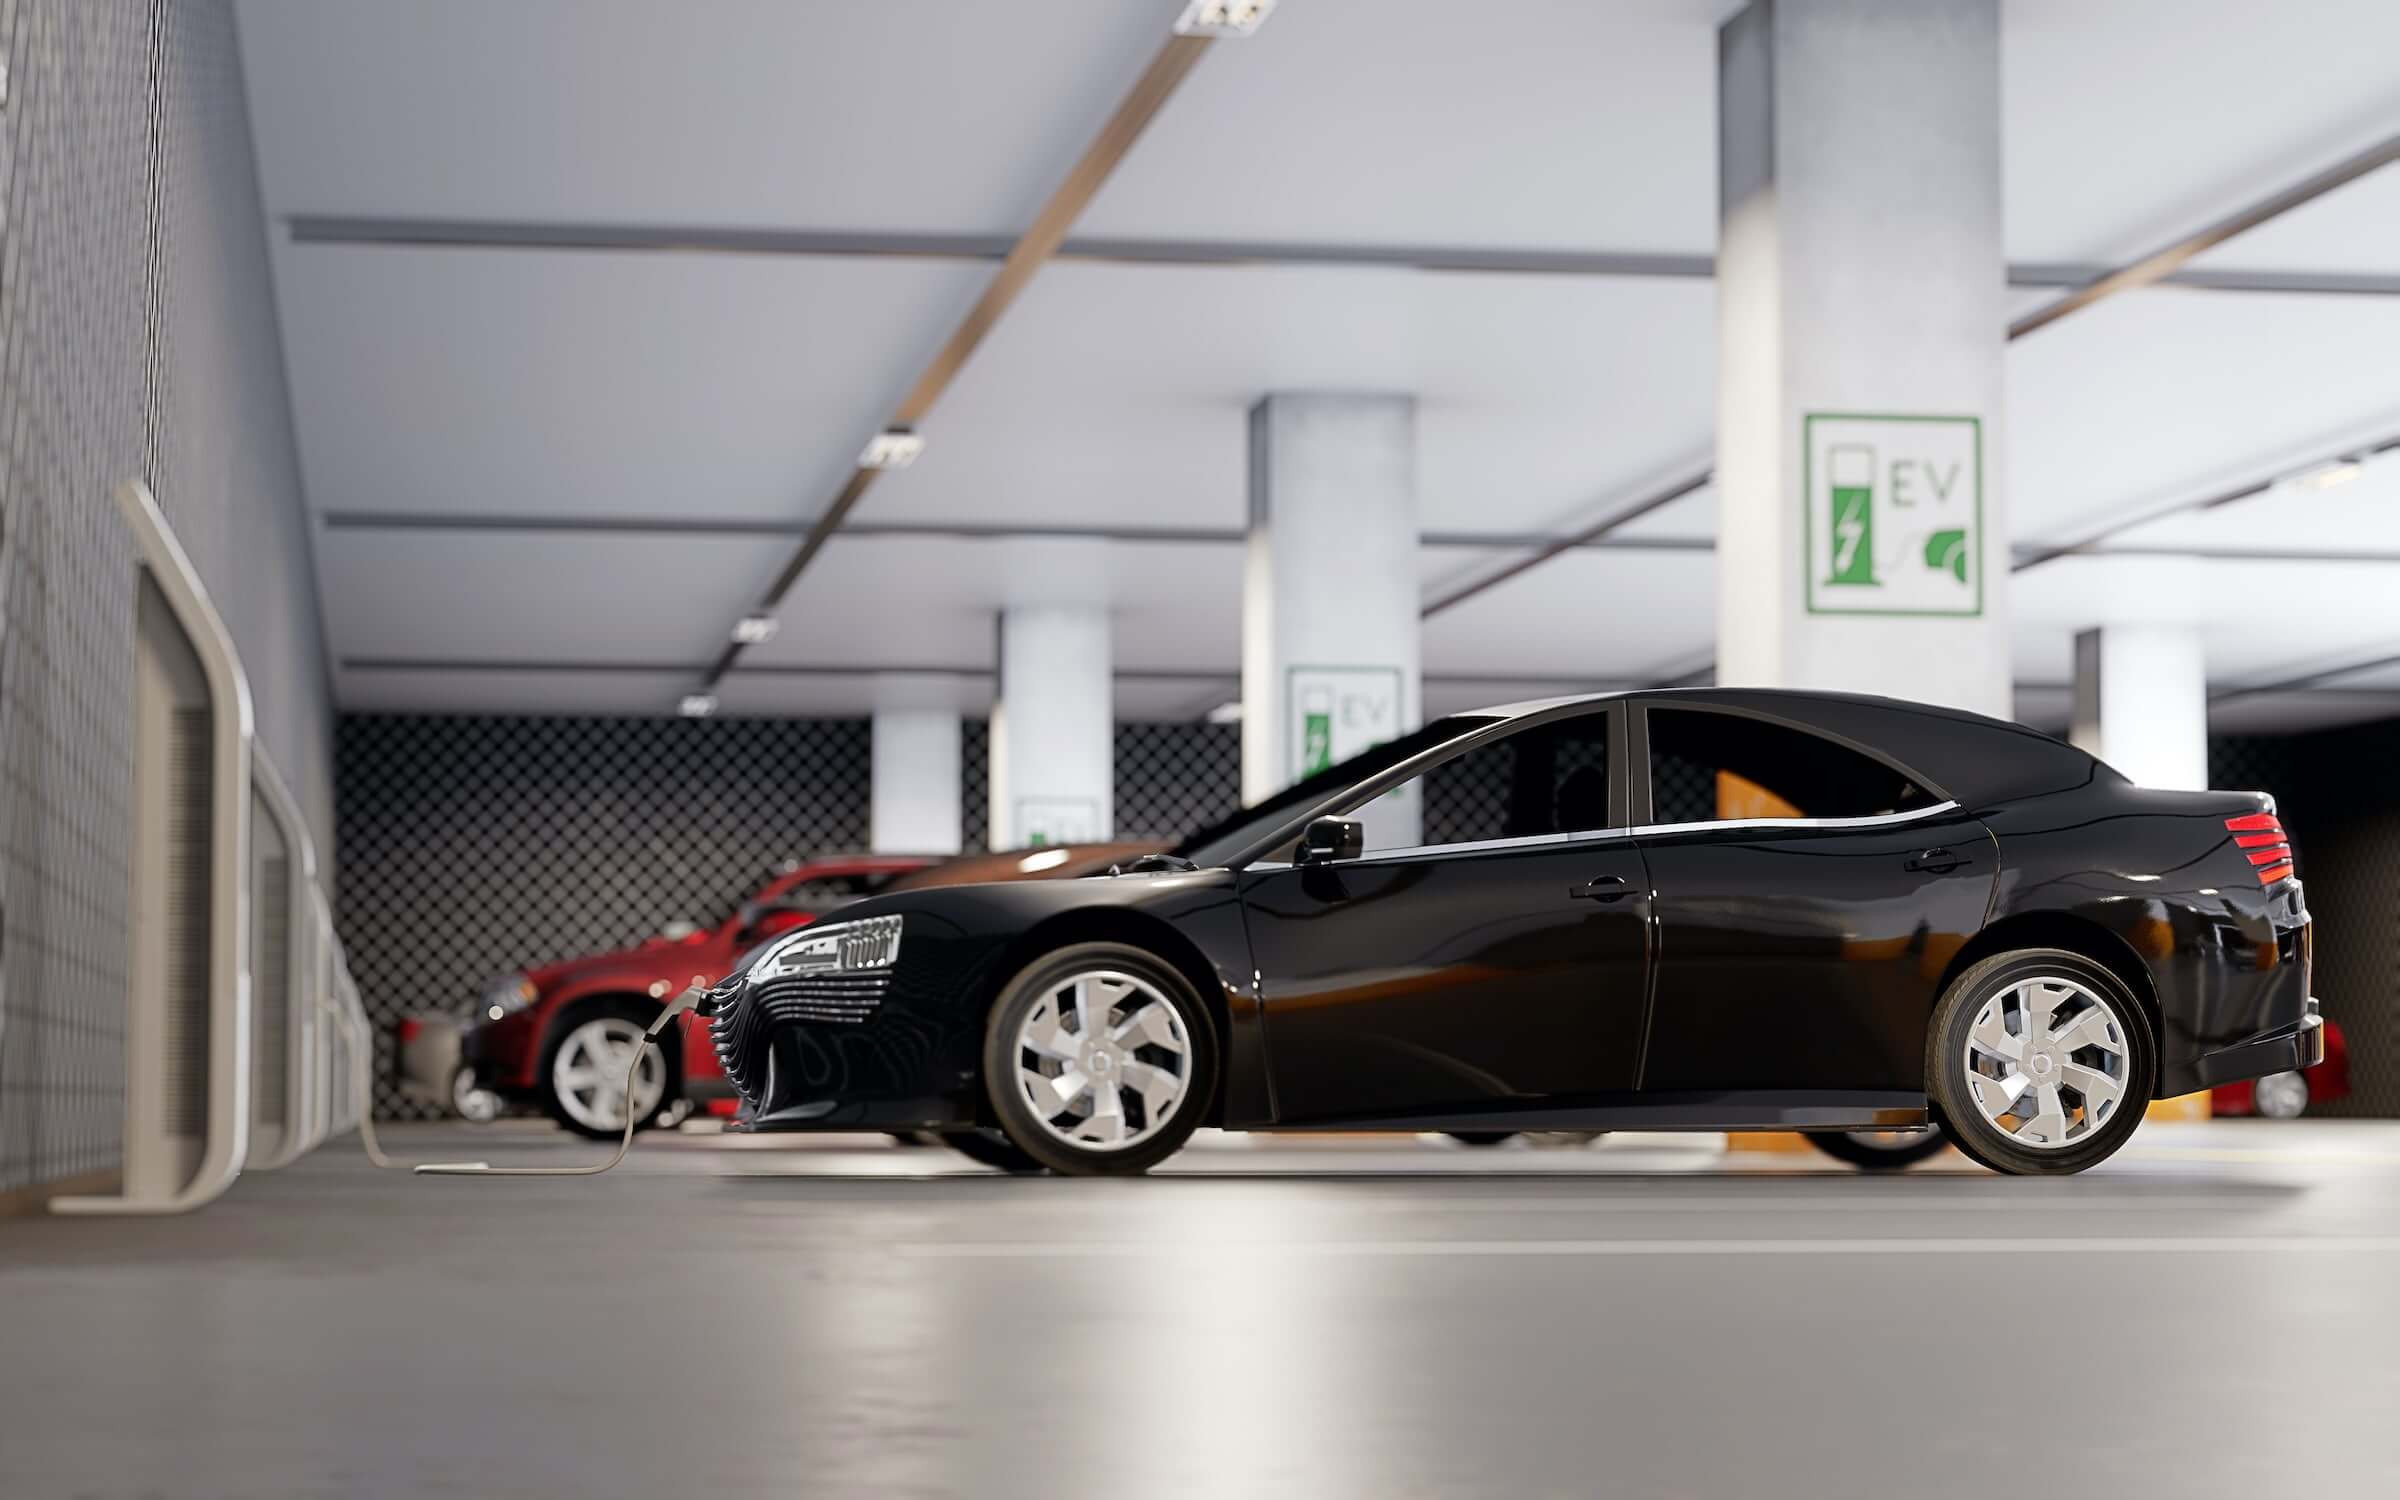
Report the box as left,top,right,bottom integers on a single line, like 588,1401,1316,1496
2226,813,2294,885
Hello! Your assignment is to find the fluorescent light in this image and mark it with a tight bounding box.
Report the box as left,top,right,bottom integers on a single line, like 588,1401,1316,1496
2294,459,2364,492
732,614,778,645
1174,0,1276,35
1205,700,1244,724
858,428,924,470
678,694,717,718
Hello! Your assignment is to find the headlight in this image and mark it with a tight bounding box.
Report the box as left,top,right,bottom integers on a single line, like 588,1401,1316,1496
480,973,537,1021
744,915,903,982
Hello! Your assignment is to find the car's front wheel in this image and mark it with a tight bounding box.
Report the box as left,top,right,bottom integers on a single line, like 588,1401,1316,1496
982,942,1217,1176
1928,949,2154,1175
537,1001,677,1140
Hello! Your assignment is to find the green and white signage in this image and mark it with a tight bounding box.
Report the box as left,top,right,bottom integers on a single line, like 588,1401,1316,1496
1012,797,1101,848
1285,665,1403,780
1803,413,1983,617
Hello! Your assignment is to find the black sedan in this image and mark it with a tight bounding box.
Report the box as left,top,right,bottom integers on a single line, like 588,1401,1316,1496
703,689,2320,1176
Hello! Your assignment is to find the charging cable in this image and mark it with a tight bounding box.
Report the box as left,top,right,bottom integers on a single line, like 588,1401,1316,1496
413,989,707,1177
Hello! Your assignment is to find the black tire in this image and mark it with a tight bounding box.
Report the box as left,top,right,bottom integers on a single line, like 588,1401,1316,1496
1928,948,2154,1176
941,1129,1047,1173
1806,1126,1948,1170
1446,1131,1517,1147
535,997,679,1141
982,942,1218,1176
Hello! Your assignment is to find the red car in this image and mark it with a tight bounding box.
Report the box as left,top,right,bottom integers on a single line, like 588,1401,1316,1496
465,854,933,1137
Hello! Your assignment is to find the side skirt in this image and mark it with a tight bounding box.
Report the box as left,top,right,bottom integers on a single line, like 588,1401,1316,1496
1258,1090,1928,1135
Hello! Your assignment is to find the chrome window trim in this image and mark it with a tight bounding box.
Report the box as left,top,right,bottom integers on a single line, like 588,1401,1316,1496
1245,801,1961,872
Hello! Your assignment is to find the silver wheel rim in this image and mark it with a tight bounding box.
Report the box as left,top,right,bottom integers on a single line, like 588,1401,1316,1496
451,1068,500,1124
551,1017,665,1132
1962,975,2130,1150
1012,969,1191,1153
2252,1071,2308,1120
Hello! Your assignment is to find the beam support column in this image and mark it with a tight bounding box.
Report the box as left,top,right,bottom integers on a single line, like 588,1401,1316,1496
991,597,1114,849
1241,393,1421,844
1716,0,2010,716
2070,625,2209,789
870,677,964,856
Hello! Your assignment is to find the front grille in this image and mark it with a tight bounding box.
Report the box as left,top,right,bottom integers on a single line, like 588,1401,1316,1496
754,971,893,1025
708,969,895,1106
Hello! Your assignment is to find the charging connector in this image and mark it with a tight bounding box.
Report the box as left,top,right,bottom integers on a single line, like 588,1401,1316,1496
414,989,710,1177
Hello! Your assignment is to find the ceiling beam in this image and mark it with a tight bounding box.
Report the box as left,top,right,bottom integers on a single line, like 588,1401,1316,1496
285,216,2400,300
2008,131,2400,338
1421,467,1713,618
1433,140,2400,627
694,29,1216,694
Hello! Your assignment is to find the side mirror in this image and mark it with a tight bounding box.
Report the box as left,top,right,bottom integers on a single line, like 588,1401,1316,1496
1298,816,1364,865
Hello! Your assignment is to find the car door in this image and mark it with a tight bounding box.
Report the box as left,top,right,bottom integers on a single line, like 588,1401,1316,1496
1631,702,1999,1096
1238,707,1651,1126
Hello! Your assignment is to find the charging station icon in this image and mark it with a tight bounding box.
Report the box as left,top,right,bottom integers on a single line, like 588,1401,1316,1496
1826,445,1877,587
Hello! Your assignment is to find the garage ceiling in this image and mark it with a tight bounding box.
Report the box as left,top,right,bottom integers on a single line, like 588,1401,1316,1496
236,0,2400,732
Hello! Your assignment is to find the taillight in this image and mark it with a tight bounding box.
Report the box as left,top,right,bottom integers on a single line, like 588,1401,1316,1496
2225,812,2294,886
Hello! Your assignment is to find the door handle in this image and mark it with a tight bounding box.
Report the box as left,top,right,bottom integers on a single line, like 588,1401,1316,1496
1569,875,1633,902
1906,847,1965,875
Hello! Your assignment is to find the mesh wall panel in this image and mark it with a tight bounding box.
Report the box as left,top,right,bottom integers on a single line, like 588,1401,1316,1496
2217,730,2400,1117
337,715,874,1118
0,1,329,1195
1115,722,1241,842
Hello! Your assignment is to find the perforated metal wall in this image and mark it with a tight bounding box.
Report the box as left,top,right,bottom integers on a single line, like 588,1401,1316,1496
0,0,332,1197
2215,731,2398,1117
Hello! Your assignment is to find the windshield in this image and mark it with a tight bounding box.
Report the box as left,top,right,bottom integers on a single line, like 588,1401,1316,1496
1172,715,1498,869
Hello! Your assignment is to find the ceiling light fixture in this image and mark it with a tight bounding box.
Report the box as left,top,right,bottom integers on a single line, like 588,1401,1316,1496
1205,701,1244,724
731,614,778,645
2294,459,2364,492
678,694,717,718
858,428,924,470
1174,0,1276,36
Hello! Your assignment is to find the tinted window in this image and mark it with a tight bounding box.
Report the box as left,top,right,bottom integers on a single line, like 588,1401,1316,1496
1345,713,1615,853
1646,708,1933,824
1173,715,1498,866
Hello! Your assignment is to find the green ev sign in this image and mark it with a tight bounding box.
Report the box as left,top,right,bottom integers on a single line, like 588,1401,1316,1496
1803,413,1983,617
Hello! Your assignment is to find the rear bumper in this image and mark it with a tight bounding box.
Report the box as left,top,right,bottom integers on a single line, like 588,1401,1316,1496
2165,1000,2325,1097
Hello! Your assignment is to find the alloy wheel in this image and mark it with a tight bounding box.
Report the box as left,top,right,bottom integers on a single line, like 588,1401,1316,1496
1010,969,1192,1153
1961,975,2131,1150
550,1016,665,1133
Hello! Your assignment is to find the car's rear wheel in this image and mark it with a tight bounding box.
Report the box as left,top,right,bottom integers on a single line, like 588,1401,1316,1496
983,942,1216,1176
537,1001,676,1140
1807,1126,1947,1170
1928,949,2153,1176
448,1062,501,1124
941,1129,1046,1173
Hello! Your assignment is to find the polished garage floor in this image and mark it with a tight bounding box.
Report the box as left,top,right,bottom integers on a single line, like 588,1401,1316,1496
4,1122,2396,1498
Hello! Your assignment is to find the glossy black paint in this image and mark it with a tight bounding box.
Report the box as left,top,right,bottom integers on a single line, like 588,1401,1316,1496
711,688,2314,1137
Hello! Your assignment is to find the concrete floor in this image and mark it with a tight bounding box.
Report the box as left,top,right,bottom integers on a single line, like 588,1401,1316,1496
4,1121,2398,1499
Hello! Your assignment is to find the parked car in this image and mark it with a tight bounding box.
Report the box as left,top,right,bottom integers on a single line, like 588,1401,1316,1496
461,854,933,1137
2214,1016,2349,1118
701,689,2320,1176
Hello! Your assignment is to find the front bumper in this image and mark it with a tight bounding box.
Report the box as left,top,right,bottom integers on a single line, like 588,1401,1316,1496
2171,998,2325,1096
708,923,998,1132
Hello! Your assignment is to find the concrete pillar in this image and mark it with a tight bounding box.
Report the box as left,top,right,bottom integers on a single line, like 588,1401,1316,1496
1715,0,2009,717
990,604,1113,848
870,677,963,855
1241,393,1421,846
2070,625,2208,790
